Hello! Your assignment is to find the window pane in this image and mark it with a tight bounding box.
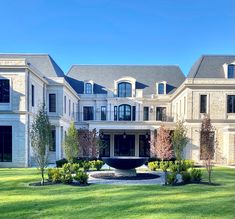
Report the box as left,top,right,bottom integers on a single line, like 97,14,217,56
83,107,94,120
114,135,135,156
50,129,56,152
228,65,235,78
118,104,131,121
158,83,165,94
0,126,12,162
85,83,92,94
139,135,150,157
118,82,132,97
227,95,235,113
132,106,136,121
0,79,10,103
49,94,56,112
143,107,149,121
156,107,166,121
32,85,34,107
101,106,106,120
114,106,117,121
99,134,110,157
200,95,207,113
64,96,66,113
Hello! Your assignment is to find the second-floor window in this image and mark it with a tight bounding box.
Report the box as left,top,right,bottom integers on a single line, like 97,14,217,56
228,65,235,78
143,107,149,121
83,106,94,121
69,99,71,116
156,107,166,121
118,104,131,121
227,95,235,113
158,83,165,95
101,106,107,120
64,96,66,114
0,79,10,103
118,82,132,97
31,85,34,107
85,83,92,94
49,94,56,112
200,95,207,113
114,106,117,121
50,128,56,152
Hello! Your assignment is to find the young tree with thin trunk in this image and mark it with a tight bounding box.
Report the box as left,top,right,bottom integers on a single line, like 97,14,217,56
200,115,215,184
172,120,189,173
78,128,99,158
150,125,174,184
64,121,79,163
30,105,52,185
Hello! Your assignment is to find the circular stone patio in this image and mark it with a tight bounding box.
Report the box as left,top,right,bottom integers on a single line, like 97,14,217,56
88,170,164,185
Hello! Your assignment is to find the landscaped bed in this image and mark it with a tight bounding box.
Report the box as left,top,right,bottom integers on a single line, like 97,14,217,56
0,167,234,219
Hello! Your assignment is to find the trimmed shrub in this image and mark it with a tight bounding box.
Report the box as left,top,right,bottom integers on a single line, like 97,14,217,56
181,171,191,183
189,168,202,182
148,161,158,171
92,160,104,171
159,161,169,172
48,168,54,181
74,172,89,185
61,172,73,184
169,162,178,173
167,172,176,185
82,161,91,171
48,168,62,183
56,158,68,167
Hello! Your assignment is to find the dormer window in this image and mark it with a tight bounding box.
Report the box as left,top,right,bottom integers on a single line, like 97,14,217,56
84,82,93,94
156,82,166,95
228,65,235,78
118,82,132,97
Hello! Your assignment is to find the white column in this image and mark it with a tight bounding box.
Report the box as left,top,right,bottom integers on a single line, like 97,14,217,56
110,133,114,157
56,126,61,160
135,133,139,157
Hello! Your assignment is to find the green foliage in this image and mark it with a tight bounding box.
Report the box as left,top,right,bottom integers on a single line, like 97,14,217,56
167,172,176,185
159,161,169,172
48,168,61,183
82,161,91,171
56,158,68,167
91,160,104,171
30,104,52,184
148,161,159,171
189,168,202,182
169,162,178,173
74,172,89,185
61,172,73,184
181,171,191,183
64,122,79,164
172,120,189,172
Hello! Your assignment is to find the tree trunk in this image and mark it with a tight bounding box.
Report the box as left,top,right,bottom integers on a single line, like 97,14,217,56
164,171,167,185
41,168,44,185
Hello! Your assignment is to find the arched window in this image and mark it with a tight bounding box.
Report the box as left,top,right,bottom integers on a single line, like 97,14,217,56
118,104,131,121
158,83,165,94
85,83,92,94
228,65,235,78
118,82,132,97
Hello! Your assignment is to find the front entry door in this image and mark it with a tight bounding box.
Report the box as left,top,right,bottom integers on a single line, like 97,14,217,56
114,135,135,156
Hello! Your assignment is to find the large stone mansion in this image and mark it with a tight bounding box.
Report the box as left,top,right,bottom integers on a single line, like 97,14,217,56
0,54,235,167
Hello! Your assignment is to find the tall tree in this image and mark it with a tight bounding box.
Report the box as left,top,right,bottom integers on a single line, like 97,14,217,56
30,105,52,185
172,120,189,172
64,121,79,163
78,128,99,158
200,115,215,184
150,125,174,184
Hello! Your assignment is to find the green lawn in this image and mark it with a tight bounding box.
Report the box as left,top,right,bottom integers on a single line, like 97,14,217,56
0,168,234,219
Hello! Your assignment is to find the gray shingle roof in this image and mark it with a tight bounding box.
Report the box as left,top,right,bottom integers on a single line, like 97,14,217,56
0,54,64,77
188,55,235,78
66,65,185,95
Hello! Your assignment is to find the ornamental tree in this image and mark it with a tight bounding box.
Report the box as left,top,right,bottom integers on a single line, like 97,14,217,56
172,120,189,172
30,105,52,185
64,121,79,163
200,115,215,184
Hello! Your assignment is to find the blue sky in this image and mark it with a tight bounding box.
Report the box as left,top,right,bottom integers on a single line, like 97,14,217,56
0,0,234,75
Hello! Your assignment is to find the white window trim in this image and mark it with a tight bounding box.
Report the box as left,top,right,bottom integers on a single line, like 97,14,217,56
114,76,136,97
84,80,94,94
223,62,235,78
156,81,167,95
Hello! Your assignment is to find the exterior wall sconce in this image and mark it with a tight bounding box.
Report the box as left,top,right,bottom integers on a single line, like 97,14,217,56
150,106,154,113
123,131,127,139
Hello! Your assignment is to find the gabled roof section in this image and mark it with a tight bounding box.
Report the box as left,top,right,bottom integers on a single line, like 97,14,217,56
188,55,235,78
0,54,64,77
66,65,185,95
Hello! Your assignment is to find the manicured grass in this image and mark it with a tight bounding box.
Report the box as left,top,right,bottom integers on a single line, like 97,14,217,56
0,168,234,219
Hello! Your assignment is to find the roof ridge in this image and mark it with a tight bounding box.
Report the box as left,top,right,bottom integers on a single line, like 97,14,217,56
0,53,50,56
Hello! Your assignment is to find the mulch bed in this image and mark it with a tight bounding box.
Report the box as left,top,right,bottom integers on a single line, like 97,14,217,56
28,181,89,187
91,172,160,180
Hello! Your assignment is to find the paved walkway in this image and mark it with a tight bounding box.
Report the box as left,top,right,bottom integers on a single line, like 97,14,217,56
88,170,164,185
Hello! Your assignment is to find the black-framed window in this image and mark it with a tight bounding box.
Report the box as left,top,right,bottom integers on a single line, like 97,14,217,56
139,135,150,157
49,94,56,112
118,104,131,121
158,83,165,94
50,129,56,152
85,83,92,94
69,99,71,116
228,65,235,78
64,96,66,114
132,106,136,121
143,107,149,121
99,134,110,157
0,79,10,103
118,82,132,97
227,95,235,113
114,106,117,121
200,95,207,113
101,106,107,121
114,134,135,156
31,85,34,107
83,106,94,121
0,126,12,162
156,107,166,121
72,103,75,116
